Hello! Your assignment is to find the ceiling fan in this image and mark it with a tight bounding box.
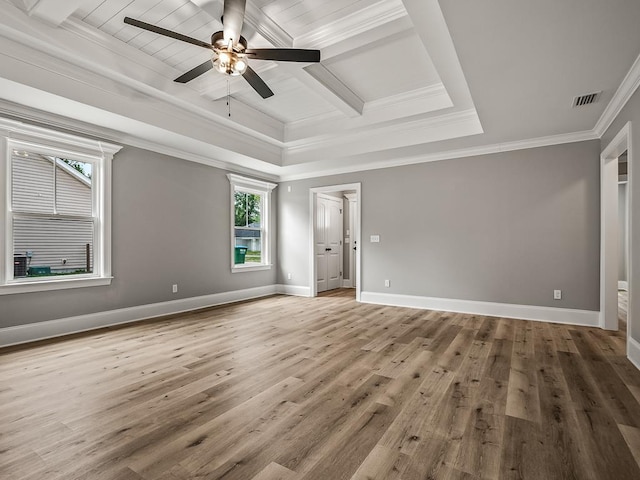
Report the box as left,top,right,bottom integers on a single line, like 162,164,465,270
124,0,321,99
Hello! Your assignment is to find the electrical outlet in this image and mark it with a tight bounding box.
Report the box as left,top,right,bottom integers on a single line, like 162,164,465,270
554,289,561,300
370,235,380,243
287,272,292,280
384,279,390,287
172,284,178,294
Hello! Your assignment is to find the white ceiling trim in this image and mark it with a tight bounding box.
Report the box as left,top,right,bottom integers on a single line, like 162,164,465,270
0,97,281,181
244,1,293,48
299,63,364,116
27,0,84,26
294,0,407,50
594,52,640,137
278,129,600,181
363,84,451,114
285,83,452,143
283,108,482,164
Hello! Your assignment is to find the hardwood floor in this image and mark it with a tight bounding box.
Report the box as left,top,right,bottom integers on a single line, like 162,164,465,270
1,289,640,480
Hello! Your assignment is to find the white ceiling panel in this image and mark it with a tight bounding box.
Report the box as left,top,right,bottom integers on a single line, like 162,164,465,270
260,0,378,38
233,71,338,123
324,30,441,103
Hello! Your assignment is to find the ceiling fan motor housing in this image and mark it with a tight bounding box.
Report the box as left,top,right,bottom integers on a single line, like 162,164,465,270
211,31,247,52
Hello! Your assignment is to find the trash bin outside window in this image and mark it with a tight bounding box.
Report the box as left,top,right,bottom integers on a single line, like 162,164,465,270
234,245,248,264
14,255,27,277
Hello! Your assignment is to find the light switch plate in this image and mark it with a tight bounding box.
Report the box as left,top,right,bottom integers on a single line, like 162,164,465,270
370,235,380,243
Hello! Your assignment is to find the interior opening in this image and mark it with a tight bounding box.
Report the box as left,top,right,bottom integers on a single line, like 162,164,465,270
311,184,360,300
618,150,629,334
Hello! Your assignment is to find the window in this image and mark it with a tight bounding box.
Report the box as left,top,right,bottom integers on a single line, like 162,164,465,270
227,174,276,272
0,118,121,294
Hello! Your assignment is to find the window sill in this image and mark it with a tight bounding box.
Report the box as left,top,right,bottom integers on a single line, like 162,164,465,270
231,264,272,274
0,276,113,295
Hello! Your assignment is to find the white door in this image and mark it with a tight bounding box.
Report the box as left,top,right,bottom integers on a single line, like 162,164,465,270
316,195,343,292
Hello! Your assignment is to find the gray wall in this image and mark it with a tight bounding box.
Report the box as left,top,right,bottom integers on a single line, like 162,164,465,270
602,85,640,341
0,146,276,329
278,140,601,311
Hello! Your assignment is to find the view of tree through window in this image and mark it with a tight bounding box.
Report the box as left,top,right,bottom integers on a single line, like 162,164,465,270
234,191,262,264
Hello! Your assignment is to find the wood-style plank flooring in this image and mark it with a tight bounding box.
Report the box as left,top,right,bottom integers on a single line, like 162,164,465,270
1,289,640,480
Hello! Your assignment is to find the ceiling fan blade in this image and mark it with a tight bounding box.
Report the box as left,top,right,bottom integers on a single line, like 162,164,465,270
124,17,213,50
174,60,213,83
223,0,246,46
245,48,321,63
242,66,274,99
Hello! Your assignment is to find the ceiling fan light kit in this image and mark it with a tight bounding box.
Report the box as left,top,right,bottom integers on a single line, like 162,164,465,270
123,0,321,99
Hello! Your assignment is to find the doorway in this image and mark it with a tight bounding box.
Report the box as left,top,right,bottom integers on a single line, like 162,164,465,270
618,152,629,332
600,122,631,343
309,183,361,300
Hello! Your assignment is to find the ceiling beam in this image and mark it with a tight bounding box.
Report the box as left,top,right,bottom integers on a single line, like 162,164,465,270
27,0,85,26
300,64,363,117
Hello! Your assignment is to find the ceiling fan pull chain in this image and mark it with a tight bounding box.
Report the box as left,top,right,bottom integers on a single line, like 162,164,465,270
227,78,231,117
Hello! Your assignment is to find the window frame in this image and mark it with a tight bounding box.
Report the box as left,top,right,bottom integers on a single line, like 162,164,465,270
227,174,276,273
0,117,121,295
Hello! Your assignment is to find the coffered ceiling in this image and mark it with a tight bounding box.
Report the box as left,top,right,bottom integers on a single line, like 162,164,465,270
0,0,639,180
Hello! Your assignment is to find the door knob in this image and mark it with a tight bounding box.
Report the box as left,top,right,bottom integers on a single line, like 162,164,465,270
325,247,332,251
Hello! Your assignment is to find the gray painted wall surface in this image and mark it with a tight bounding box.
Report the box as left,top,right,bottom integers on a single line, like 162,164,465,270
278,140,600,311
0,146,276,329
602,86,640,341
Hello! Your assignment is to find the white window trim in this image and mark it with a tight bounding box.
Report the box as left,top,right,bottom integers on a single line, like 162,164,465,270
0,117,121,295
227,173,277,273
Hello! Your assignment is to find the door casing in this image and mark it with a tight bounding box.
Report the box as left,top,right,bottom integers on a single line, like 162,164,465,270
309,183,361,300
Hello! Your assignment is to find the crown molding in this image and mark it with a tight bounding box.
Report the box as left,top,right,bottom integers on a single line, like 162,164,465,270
278,129,598,181
295,0,407,50
0,98,280,182
594,52,640,137
284,108,482,163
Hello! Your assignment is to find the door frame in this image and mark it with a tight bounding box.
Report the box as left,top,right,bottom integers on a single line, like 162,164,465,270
309,183,361,301
600,122,632,336
344,192,358,288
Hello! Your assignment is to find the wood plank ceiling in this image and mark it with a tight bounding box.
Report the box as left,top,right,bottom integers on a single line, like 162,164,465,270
70,0,444,124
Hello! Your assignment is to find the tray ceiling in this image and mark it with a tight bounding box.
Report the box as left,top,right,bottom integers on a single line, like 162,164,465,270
0,0,638,180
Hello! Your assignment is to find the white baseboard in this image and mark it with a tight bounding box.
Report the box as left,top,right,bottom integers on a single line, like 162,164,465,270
619,281,629,291
629,337,640,371
360,291,600,327
342,280,353,288
276,284,311,297
0,285,277,348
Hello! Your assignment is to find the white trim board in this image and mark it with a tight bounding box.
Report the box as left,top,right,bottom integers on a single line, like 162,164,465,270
629,337,640,371
619,281,629,291
594,51,640,137
276,284,311,297
360,291,600,327
0,285,278,348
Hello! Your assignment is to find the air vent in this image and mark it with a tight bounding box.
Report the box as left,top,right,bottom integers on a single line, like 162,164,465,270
572,91,601,107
